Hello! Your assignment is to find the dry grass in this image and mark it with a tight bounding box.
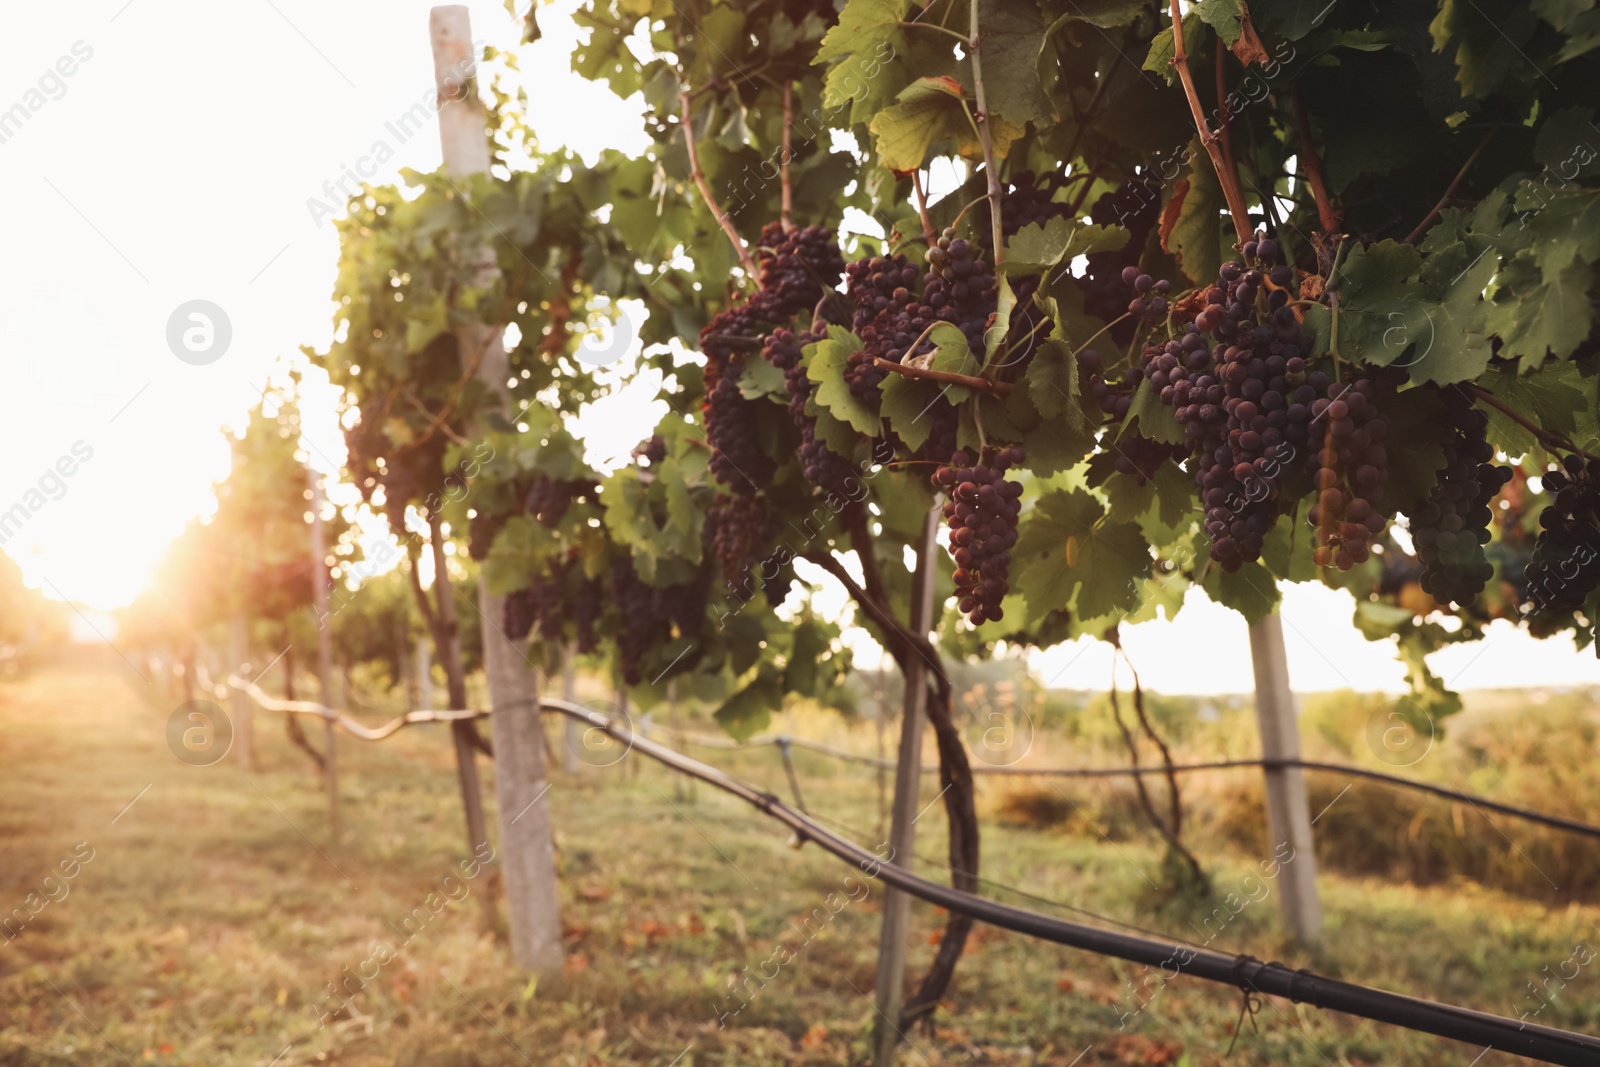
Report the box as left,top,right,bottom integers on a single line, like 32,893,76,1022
1,655,1597,1066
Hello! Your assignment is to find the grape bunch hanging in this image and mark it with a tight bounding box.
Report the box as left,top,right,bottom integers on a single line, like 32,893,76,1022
1524,456,1600,616
933,448,1025,625
1405,388,1509,605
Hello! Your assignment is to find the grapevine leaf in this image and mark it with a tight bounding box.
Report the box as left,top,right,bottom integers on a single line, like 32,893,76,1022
1203,559,1280,622
1534,107,1600,180
1408,243,1497,384
1003,217,1127,276
1023,417,1094,476
715,667,783,740
1014,489,1151,625
739,355,787,399
1023,338,1081,426
1043,0,1146,31
984,278,1016,365
784,620,828,696
1123,379,1185,445
808,399,865,454
869,76,1023,171
976,0,1053,126
880,373,938,450
1165,143,1226,284
1486,253,1595,362
817,0,913,122
1477,360,1591,458
1514,185,1600,275
808,327,881,435
1194,0,1244,45
1252,0,1340,37
1143,13,1204,86
928,323,981,402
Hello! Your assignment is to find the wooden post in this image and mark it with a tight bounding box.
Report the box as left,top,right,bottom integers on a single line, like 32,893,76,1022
1248,614,1322,943
415,638,434,709
431,3,563,972
229,614,254,770
307,468,342,839
874,673,889,841
561,643,580,773
872,508,939,1067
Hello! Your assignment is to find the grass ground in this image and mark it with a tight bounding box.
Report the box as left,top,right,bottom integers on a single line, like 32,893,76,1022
1,654,1597,1066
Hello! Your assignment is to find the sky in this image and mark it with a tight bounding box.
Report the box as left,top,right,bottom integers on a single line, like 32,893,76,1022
2,0,1597,695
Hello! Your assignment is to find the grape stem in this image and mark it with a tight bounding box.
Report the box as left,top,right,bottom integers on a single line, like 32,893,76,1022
1291,86,1341,235
1167,0,1252,246
873,357,1014,396
968,0,1006,264
780,82,795,233
912,169,937,246
680,93,757,277
1469,386,1600,461
1403,129,1495,244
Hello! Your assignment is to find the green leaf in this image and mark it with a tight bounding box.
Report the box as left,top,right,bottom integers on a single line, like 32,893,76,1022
1143,13,1203,86
983,277,1015,365
1024,338,1082,427
1203,559,1281,622
715,669,783,740
869,75,1022,171
1166,148,1226,285
976,0,1053,125
818,0,910,65
739,354,787,399
1003,217,1128,276
1486,253,1596,362
1043,0,1145,33
1014,489,1151,624
1122,379,1185,445
880,373,938,450
1477,360,1592,458
1194,0,1244,44
808,327,881,435
927,323,982,402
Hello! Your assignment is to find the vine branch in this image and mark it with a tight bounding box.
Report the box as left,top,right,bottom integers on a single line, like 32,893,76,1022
1167,0,1252,245
1470,386,1600,461
1404,130,1495,244
781,81,795,233
1291,86,1341,235
969,0,1005,263
874,357,1013,396
680,93,757,277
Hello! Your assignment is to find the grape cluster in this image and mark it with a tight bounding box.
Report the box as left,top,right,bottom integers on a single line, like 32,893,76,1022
845,255,940,399
1306,375,1392,570
709,493,775,583
924,229,998,355
1079,348,1143,422
933,448,1025,625
754,222,845,319
1524,456,1600,615
634,435,667,466
701,224,844,493
1145,243,1326,570
502,555,602,653
763,326,857,495
525,475,595,528
1109,434,1188,487
610,558,709,685
1122,265,1172,321
1406,390,1509,604
702,349,776,492
1078,175,1163,325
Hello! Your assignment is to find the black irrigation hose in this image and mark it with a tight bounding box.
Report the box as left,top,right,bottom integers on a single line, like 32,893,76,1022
540,698,1600,1067
654,727,1600,844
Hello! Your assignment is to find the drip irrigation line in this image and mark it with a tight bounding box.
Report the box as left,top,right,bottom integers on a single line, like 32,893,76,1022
799,806,1214,954
218,674,1600,845
216,678,1600,1061
536,697,1600,1067
639,724,1600,844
